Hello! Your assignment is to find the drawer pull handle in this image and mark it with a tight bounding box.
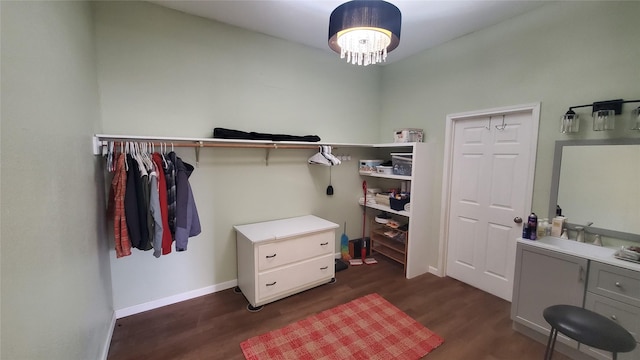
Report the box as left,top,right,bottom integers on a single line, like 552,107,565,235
266,281,277,286
611,315,617,321
320,242,329,246
266,254,277,259
615,281,622,287
320,266,329,270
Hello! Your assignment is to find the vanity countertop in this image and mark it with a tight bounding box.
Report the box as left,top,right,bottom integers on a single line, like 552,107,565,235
517,236,640,272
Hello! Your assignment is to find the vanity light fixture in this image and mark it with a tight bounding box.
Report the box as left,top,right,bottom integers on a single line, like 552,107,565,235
328,0,401,66
631,106,640,131
561,99,640,133
560,109,580,133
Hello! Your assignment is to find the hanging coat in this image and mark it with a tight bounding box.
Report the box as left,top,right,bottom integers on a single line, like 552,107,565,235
171,152,201,251
152,153,173,256
131,156,151,250
124,154,142,249
108,153,132,258
148,163,163,258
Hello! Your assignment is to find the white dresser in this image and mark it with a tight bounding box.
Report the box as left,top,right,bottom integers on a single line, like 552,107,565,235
234,215,339,310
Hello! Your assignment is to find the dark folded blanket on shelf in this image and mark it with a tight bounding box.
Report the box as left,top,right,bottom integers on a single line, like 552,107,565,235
213,128,321,142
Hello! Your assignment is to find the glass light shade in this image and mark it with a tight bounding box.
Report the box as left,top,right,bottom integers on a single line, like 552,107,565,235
630,107,640,130
560,112,580,133
592,109,615,131
337,27,391,66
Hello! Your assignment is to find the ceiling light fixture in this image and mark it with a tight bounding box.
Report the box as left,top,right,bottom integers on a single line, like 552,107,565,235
328,0,401,66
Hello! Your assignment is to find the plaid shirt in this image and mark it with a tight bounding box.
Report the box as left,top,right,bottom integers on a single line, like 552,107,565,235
109,153,132,258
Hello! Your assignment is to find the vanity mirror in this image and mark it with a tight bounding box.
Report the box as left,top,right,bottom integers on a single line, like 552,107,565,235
549,138,640,242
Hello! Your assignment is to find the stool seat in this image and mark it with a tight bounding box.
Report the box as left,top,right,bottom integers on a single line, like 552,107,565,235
543,305,636,359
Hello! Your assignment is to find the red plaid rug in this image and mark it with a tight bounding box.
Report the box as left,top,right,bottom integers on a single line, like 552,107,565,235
240,293,444,359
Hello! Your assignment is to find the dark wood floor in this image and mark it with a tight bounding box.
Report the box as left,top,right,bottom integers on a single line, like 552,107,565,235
108,256,569,360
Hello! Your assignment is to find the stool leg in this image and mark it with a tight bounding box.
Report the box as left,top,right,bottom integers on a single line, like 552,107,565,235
612,353,617,360
544,327,558,360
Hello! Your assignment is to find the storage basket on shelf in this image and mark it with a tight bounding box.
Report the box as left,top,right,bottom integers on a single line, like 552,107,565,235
390,196,410,211
391,153,413,176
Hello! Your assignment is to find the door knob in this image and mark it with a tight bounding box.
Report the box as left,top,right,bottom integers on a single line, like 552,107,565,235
514,217,523,224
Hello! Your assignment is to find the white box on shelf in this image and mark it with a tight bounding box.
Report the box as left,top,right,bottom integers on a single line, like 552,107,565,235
394,129,423,143
359,160,383,174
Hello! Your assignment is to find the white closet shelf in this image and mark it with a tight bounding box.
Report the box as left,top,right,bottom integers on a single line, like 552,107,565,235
363,203,410,217
93,134,415,155
362,173,412,181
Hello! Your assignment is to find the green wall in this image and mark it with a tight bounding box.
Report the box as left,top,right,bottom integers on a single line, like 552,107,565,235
1,1,113,359
3,2,639,357
381,1,640,267
93,1,382,311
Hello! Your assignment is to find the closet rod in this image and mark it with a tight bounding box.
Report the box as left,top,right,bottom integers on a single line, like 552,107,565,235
105,141,320,150
93,134,348,166
92,134,366,156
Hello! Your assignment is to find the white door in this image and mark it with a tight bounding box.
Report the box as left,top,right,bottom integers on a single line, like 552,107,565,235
444,105,539,301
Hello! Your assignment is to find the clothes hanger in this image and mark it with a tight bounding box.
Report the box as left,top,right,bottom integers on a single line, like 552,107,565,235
143,142,154,171
308,146,331,166
160,143,168,168
322,145,341,165
124,142,129,171
132,142,148,175
106,141,114,172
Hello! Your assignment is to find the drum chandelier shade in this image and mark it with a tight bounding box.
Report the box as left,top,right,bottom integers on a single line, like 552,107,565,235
328,0,401,66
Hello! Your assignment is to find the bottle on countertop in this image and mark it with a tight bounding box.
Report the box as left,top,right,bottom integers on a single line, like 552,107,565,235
551,216,566,237
560,228,569,239
528,213,538,240
537,218,548,239
522,221,530,239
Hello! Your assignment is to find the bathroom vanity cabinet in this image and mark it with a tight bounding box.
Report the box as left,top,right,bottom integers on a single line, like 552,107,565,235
583,261,640,360
511,244,587,348
511,237,640,360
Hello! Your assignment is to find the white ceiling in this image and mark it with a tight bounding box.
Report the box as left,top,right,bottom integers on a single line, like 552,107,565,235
148,0,550,64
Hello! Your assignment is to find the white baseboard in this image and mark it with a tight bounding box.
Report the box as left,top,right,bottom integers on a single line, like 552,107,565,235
99,311,116,360
115,279,238,319
429,265,444,277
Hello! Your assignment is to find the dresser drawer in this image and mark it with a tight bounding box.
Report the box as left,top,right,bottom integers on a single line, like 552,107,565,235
588,261,640,307
257,254,334,302
257,230,334,271
585,292,639,343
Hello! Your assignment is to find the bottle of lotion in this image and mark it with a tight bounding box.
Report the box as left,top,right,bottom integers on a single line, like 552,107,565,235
537,218,548,239
551,216,566,237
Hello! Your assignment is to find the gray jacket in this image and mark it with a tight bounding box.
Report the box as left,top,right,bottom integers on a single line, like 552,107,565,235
171,153,201,251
